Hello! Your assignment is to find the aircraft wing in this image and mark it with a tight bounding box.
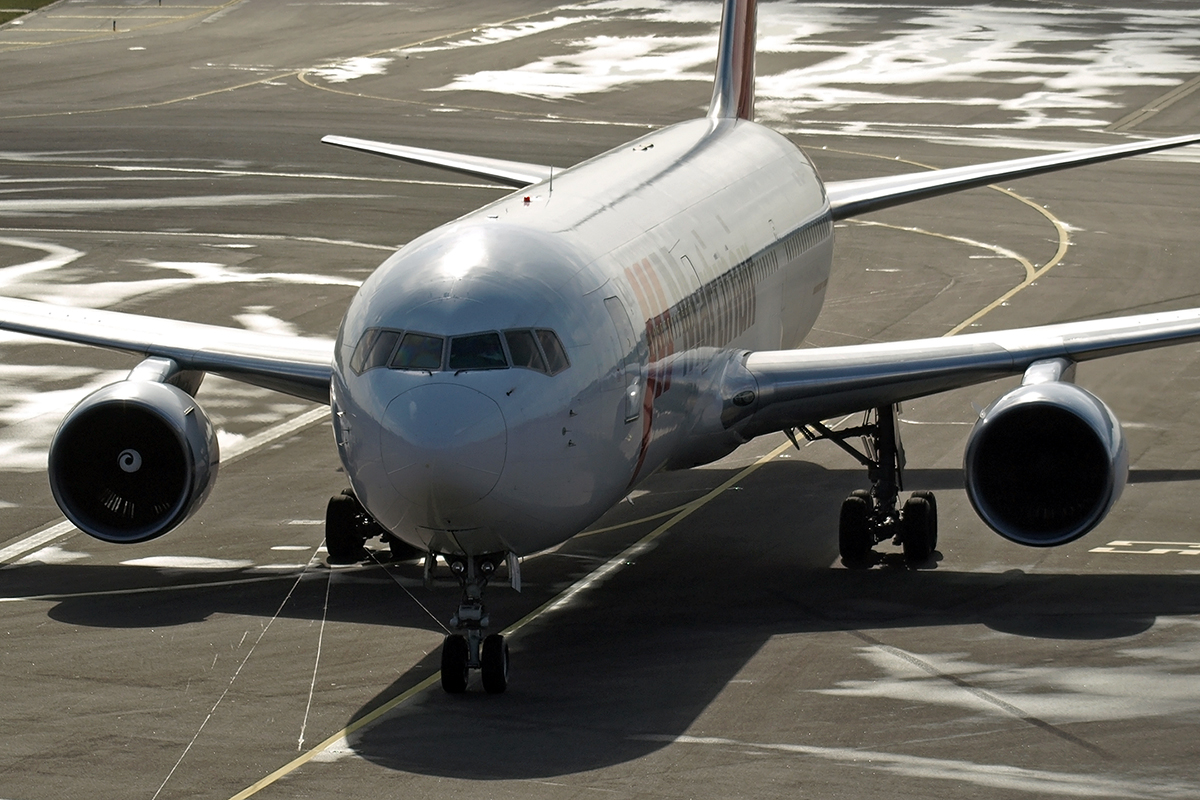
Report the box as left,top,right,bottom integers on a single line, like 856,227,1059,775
322,135,554,188
0,297,334,403
738,307,1200,436
825,133,1200,219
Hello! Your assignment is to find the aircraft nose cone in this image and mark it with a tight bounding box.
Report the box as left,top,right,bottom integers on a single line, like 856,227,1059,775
380,384,507,510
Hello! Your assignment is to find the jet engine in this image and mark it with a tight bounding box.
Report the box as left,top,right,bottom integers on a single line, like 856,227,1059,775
48,371,219,544
963,362,1127,547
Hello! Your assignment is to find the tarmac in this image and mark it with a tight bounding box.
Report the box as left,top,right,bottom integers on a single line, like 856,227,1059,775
1,2,1199,798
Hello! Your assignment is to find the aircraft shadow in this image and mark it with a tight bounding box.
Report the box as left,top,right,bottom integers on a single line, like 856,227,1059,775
342,458,1200,779
6,458,1200,779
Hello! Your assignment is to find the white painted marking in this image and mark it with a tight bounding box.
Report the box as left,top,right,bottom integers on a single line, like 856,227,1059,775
0,237,85,283
436,33,716,99
271,544,313,550
400,15,598,55
0,520,76,565
635,734,1200,798
234,307,300,337
120,556,256,570
425,2,1200,144
1090,540,1200,555
15,545,88,565
308,736,353,763
222,407,328,464
818,643,1200,724
285,520,324,526
307,56,392,83
0,367,128,470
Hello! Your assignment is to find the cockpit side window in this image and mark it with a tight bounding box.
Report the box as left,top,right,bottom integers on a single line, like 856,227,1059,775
537,329,570,375
392,332,444,371
350,328,402,374
449,332,508,371
504,330,548,374
363,329,401,372
349,328,380,374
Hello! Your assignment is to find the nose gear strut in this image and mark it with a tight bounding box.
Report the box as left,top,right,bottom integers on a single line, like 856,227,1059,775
440,553,510,694
795,404,937,565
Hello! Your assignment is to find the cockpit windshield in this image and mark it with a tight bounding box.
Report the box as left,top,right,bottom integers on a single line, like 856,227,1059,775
350,327,569,376
449,333,507,371
392,332,444,370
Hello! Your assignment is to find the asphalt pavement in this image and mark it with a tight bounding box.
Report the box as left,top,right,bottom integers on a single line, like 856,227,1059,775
1,2,1200,799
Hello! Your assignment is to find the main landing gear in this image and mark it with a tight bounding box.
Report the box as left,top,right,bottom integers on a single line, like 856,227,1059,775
797,404,937,566
324,489,422,564
440,554,509,694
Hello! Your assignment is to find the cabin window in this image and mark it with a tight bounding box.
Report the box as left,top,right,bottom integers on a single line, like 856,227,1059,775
505,329,548,374
391,332,444,371
449,332,508,371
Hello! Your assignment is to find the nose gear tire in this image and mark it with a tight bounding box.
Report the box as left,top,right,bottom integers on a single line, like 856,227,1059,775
441,634,469,694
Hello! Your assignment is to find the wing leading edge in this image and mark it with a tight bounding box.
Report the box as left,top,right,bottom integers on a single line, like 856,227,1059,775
0,297,334,403
322,135,554,189
825,133,1200,220
737,307,1200,437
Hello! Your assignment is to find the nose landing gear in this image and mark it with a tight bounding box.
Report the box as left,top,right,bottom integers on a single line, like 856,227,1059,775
440,554,510,694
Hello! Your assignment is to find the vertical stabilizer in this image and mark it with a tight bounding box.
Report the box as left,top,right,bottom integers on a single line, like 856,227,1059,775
708,0,757,120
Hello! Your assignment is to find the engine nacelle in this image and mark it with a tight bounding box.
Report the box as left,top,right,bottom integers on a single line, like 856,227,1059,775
48,379,220,543
964,380,1127,547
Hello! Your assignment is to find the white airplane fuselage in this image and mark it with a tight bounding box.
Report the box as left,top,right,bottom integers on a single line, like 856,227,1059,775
331,117,833,557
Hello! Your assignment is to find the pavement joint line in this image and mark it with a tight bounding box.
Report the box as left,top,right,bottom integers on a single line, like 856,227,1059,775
226,439,796,800
0,575,301,603
0,406,329,566
0,0,243,53
0,225,401,251
1108,73,1200,132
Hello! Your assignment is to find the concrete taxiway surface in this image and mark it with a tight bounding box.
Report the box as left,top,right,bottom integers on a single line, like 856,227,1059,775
1,1,1200,798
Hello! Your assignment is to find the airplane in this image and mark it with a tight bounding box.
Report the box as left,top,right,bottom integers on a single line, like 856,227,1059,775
3,0,1200,696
